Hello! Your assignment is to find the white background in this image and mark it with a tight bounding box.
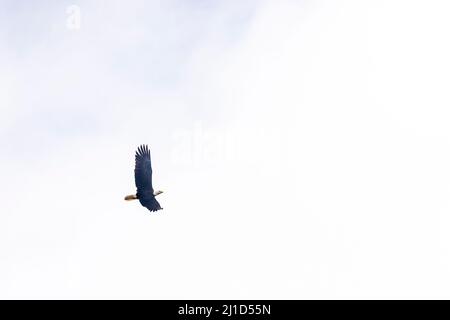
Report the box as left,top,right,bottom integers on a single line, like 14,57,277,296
1,0,450,299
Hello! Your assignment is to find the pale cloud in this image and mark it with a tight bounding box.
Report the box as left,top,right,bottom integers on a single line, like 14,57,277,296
1,0,450,299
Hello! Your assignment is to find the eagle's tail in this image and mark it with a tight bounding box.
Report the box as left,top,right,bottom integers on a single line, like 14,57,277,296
124,194,138,201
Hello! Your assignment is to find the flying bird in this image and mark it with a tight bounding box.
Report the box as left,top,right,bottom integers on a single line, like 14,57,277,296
124,145,163,212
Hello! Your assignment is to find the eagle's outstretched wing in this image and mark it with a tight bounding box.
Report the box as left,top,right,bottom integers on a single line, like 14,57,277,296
135,144,153,194
138,195,162,212
134,145,162,212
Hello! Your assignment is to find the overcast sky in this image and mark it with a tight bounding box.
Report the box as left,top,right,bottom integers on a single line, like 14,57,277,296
1,0,450,299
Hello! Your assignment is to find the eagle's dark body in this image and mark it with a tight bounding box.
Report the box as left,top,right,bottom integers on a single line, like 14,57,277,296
134,145,162,212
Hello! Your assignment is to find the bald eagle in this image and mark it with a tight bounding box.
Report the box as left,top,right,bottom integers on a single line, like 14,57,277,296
124,145,163,212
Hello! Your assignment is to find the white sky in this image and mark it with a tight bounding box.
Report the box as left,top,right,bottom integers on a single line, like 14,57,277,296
1,0,450,299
